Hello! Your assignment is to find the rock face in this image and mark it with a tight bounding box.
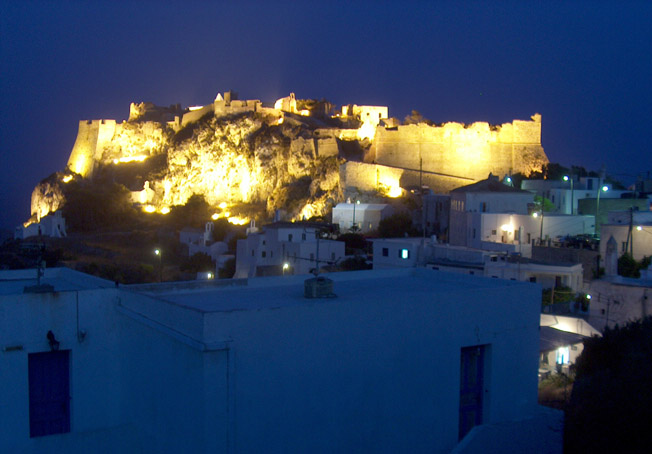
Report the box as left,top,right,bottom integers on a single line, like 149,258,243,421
30,94,548,227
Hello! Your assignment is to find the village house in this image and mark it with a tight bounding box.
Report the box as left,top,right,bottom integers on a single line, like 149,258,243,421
0,266,561,453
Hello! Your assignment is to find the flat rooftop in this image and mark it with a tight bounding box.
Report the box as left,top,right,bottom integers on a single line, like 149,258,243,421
0,267,114,295
128,268,533,313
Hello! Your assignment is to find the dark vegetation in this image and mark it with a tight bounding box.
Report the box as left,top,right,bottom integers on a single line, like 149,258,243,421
564,317,652,453
617,253,651,278
378,213,418,238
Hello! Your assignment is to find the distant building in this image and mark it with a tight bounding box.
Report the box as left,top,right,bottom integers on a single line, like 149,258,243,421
449,175,592,253
15,211,67,240
332,202,394,234
449,175,534,248
0,266,561,453
600,211,652,261
234,222,345,278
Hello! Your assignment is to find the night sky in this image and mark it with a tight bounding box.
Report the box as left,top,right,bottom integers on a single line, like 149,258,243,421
2,1,651,230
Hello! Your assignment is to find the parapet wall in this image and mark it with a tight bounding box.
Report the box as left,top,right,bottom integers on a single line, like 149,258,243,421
373,114,546,186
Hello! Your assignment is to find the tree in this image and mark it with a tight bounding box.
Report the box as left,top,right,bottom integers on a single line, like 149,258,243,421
564,317,652,453
378,213,417,238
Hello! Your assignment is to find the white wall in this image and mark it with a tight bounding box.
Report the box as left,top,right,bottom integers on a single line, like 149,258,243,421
199,270,541,453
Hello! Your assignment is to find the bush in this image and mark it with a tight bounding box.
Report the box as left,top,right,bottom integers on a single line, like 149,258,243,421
565,317,652,453
378,213,417,238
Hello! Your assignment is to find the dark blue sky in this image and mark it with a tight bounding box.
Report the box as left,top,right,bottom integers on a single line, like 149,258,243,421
2,1,651,229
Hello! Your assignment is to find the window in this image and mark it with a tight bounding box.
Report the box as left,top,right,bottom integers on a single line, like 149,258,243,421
29,350,70,437
261,251,266,258
262,240,266,245
491,229,497,235
399,249,409,259
382,247,389,257
459,345,486,440
472,229,476,239
288,234,293,241
302,233,306,241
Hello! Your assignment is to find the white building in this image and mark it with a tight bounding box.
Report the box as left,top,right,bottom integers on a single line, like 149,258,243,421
332,202,394,234
522,176,629,215
234,222,345,278
587,275,652,330
452,210,593,255
15,211,67,239
0,266,561,453
449,176,534,248
484,256,584,291
600,211,652,261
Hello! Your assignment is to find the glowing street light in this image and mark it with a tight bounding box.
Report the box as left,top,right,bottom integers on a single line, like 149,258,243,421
154,248,162,282
563,175,575,214
595,185,609,235
283,262,290,275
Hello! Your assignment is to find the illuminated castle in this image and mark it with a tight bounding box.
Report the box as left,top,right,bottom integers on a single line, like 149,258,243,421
31,91,548,224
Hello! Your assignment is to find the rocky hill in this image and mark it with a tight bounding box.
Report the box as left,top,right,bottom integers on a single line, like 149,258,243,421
28,92,547,231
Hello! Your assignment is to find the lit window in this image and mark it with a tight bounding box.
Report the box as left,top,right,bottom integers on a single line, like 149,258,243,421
399,249,409,259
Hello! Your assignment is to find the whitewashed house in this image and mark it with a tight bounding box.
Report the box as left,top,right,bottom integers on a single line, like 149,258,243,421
600,211,652,261
332,202,394,233
0,266,561,453
15,211,67,239
234,222,345,278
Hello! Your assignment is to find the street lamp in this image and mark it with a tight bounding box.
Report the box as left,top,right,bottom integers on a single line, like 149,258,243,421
533,211,544,245
154,248,162,282
282,262,289,275
563,175,574,215
595,185,609,235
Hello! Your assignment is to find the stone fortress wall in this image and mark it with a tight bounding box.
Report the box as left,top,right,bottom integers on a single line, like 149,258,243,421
369,114,546,193
65,92,547,199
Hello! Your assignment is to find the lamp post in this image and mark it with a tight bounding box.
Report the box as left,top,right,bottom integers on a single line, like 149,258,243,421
154,248,162,282
533,211,544,245
595,184,609,236
563,175,574,215
282,262,289,276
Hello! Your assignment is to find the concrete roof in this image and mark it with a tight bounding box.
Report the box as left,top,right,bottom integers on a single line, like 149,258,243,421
0,267,114,295
131,268,531,314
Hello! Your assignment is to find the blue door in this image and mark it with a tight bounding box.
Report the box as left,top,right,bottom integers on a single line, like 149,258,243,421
28,350,70,437
459,345,485,440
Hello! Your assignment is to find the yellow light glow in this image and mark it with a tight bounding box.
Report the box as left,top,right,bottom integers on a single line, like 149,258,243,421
378,174,402,198
357,122,377,141
299,109,310,116
501,224,514,233
211,213,220,220
218,202,227,209
277,117,284,125
113,155,148,164
188,106,204,111
160,207,170,214
228,216,249,225
387,185,402,198
62,175,73,183
144,205,156,213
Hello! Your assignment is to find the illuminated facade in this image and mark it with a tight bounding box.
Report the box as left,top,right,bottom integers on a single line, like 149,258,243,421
30,92,547,226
